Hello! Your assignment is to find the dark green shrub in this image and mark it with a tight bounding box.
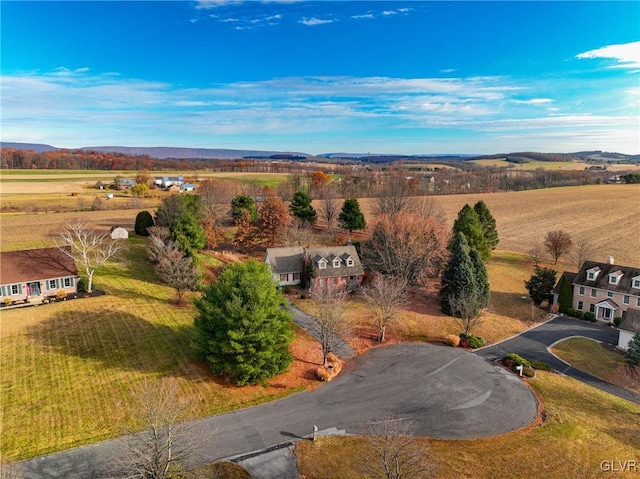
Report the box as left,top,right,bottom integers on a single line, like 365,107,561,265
466,335,485,349
565,307,576,317
77,277,88,293
134,210,154,236
529,359,553,371
614,316,623,327
583,312,596,322
522,366,536,378
574,310,584,319
503,353,531,368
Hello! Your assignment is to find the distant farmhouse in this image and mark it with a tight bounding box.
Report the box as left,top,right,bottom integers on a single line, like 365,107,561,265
555,257,640,323
0,247,80,306
154,176,185,190
265,245,364,290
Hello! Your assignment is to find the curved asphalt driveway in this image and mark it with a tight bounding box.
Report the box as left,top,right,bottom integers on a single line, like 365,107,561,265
475,315,640,404
19,343,537,479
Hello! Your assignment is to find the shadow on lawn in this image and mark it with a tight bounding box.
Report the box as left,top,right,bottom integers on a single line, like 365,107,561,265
26,308,198,376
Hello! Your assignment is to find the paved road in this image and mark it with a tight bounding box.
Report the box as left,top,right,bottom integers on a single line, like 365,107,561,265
18,343,537,479
475,315,640,404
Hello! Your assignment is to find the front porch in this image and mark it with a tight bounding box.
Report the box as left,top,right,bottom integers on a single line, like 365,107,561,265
593,299,619,323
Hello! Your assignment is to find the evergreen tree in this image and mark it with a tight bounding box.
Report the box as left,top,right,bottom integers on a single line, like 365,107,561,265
171,213,206,257
524,267,557,306
155,195,205,256
450,204,490,261
289,190,317,226
625,332,640,367
469,248,490,309
231,195,258,224
134,210,154,236
441,233,478,316
338,198,366,232
193,260,294,386
473,200,499,251
557,274,573,313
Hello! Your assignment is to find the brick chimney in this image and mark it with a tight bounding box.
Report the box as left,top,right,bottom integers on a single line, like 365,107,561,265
606,256,614,265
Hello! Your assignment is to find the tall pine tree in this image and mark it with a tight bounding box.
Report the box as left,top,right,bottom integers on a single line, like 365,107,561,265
193,260,294,386
441,233,478,316
451,204,490,261
473,200,499,252
289,190,317,226
557,274,573,313
469,248,490,309
338,198,366,232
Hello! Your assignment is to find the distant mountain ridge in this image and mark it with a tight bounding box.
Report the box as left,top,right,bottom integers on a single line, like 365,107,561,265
1,142,312,160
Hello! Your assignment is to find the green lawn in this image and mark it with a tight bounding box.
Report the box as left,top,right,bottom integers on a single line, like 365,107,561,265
296,371,640,478
551,337,627,382
0,237,310,461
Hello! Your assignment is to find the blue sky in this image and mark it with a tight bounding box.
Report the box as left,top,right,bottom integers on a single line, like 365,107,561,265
2,1,639,155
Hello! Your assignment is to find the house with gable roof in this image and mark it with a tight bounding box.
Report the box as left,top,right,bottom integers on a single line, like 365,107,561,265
264,245,364,290
0,246,80,306
562,256,640,323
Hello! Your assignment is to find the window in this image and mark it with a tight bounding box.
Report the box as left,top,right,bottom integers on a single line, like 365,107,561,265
577,301,583,310
333,258,341,268
633,278,640,289
293,273,300,281
623,295,630,305
603,308,612,319
48,279,57,290
10,285,19,295
609,273,621,285
63,278,72,287
280,274,287,282
346,258,355,267
590,289,597,298
607,291,613,298
637,297,640,307
589,304,595,313
587,271,595,280
578,286,585,295
318,259,327,269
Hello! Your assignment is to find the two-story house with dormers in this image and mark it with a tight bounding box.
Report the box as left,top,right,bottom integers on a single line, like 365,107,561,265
570,257,640,323
264,245,365,290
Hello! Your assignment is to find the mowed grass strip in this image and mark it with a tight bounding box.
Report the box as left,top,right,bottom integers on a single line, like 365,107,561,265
0,239,316,461
551,337,627,383
296,371,640,479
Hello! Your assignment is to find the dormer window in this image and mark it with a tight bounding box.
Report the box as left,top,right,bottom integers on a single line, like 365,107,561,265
609,271,623,285
333,258,341,268
633,276,640,289
318,258,327,269
586,267,600,281
346,257,355,267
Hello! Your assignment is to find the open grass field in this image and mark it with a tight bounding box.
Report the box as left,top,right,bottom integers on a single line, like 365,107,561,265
348,184,640,267
0,238,323,461
470,158,640,171
296,371,640,478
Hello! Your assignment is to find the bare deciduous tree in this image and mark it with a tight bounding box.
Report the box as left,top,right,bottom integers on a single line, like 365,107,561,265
318,188,340,233
361,414,433,479
286,218,314,247
372,174,414,218
197,179,232,225
155,246,199,304
572,236,594,270
363,213,449,285
310,281,349,365
361,274,407,342
118,378,200,479
57,221,125,293
447,289,486,336
544,230,573,264
528,241,544,267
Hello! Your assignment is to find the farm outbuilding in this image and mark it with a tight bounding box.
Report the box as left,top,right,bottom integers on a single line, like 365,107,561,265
110,227,129,239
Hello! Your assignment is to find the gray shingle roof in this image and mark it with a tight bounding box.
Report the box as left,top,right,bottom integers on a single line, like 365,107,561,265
573,260,640,294
305,245,364,278
264,247,305,275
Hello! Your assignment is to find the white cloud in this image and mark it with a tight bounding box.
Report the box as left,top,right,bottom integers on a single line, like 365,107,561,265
299,17,334,26
352,13,374,20
512,98,553,105
440,68,456,74
576,41,640,69
382,10,397,16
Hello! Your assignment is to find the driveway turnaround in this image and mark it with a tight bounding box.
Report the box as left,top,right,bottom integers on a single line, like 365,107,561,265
19,343,537,479
476,315,640,404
